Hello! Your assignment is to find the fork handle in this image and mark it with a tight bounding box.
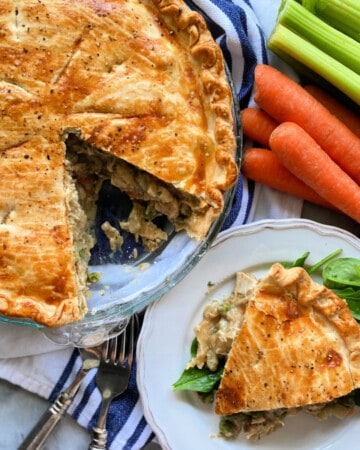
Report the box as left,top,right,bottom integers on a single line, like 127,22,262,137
18,391,74,450
88,426,108,450
18,369,87,450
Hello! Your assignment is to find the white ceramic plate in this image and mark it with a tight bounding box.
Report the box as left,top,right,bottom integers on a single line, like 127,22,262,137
137,218,360,450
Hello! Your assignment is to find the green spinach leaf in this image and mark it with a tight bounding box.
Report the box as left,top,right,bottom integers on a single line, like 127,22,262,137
307,249,343,274
281,251,310,268
323,258,360,290
332,288,360,320
282,249,343,273
172,365,223,392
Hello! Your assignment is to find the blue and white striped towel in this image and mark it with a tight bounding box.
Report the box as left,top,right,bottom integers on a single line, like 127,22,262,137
0,0,302,448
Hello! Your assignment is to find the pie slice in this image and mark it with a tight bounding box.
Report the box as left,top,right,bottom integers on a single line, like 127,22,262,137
215,263,360,415
0,0,237,326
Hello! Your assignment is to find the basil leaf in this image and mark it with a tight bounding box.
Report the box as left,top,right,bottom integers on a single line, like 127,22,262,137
173,366,223,392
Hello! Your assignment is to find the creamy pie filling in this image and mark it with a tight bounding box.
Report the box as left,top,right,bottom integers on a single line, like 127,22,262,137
64,133,212,286
63,167,92,315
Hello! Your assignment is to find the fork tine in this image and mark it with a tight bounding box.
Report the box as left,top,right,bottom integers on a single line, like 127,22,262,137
126,317,134,367
100,339,109,362
100,333,119,365
129,313,139,366
108,334,118,365
119,313,138,367
118,326,126,366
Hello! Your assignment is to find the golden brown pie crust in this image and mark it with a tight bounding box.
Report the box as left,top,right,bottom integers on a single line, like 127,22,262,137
0,0,237,326
215,263,360,415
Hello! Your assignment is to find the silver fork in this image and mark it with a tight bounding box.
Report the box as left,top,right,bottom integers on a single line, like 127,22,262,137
19,345,103,450
89,314,139,450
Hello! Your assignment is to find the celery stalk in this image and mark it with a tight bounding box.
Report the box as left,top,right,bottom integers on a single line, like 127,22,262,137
301,0,360,42
268,24,360,105
278,0,360,74
269,46,360,113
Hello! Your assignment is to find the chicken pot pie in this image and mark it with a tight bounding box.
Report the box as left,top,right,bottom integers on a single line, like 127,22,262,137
187,264,360,440
0,0,238,326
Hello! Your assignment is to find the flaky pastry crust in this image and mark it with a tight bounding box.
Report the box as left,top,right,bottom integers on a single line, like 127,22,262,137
215,263,360,415
0,0,237,326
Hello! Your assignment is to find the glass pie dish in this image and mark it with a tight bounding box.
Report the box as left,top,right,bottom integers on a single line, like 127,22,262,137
0,65,242,348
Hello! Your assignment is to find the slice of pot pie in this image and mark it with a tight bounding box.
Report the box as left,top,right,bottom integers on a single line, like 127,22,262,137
185,263,360,440
0,0,237,326
215,263,360,437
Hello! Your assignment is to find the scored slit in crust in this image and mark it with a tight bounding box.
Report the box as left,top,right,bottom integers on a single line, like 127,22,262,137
0,0,237,326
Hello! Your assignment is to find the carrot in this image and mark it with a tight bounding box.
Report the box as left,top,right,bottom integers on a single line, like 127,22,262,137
254,64,360,185
304,85,360,139
269,122,360,223
241,147,336,210
242,108,279,147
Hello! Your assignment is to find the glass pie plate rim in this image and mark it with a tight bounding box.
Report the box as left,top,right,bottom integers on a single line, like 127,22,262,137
0,62,242,347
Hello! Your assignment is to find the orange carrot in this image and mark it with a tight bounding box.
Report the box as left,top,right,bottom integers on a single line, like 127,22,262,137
241,147,336,210
269,122,360,223
254,64,360,185
242,108,279,147
304,85,360,139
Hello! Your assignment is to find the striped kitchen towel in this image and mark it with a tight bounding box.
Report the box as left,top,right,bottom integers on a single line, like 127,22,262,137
0,0,302,449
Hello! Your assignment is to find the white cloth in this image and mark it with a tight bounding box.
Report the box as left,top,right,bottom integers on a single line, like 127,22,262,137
0,1,302,448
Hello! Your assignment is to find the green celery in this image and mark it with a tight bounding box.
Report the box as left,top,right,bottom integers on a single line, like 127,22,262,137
301,0,360,42
267,46,360,114
278,0,360,74
268,24,360,105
